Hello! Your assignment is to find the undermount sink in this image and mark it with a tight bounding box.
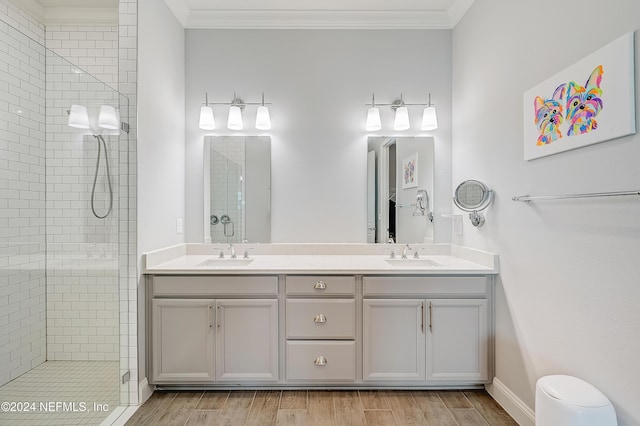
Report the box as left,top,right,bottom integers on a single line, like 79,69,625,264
385,258,441,267
197,258,254,267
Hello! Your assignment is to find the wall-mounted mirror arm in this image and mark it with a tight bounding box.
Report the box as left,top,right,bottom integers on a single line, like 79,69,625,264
453,180,494,227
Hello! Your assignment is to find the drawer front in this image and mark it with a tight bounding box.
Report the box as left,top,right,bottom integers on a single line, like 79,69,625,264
153,275,278,297
363,276,488,297
286,299,355,339
286,341,355,382
286,276,355,296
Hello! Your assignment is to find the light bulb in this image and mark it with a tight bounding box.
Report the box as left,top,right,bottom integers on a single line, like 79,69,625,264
199,106,215,130
68,104,90,129
255,105,271,130
98,105,119,130
421,106,438,131
393,106,410,131
366,107,381,131
227,105,243,130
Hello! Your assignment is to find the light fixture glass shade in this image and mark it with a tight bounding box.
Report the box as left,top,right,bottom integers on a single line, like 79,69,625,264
421,106,438,130
393,106,410,131
199,106,215,130
365,107,381,131
255,105,271,130
227,105,243,130
68,104,90,129
98,105,119,130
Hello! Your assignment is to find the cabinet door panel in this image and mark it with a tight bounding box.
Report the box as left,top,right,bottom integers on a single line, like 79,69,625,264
216,299,278,381
151,299,214,383
427,299,488,382
363,299,425,381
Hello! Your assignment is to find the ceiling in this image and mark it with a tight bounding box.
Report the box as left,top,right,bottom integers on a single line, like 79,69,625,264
25,0,474,28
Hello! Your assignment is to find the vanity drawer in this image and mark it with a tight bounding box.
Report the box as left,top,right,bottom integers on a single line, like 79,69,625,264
286,276,355,296
152,275,278,297
286,341,355,382
286,299,355,339
363,276,488,297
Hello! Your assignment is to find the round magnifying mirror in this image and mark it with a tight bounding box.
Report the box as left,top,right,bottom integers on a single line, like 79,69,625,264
453,180,493,227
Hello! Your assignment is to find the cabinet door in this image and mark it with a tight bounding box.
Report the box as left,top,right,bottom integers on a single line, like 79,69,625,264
426,299,488,382
216,299,278,382
151,299,215,383
363,299,425,381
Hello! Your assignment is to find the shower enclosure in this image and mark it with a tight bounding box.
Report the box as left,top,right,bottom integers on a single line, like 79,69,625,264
0,20,130,424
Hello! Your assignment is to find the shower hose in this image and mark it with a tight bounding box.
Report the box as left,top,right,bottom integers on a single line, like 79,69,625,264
91,135,113,219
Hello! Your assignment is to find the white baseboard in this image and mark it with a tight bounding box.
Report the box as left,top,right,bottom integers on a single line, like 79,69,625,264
139,377,154,405
486,377,535,426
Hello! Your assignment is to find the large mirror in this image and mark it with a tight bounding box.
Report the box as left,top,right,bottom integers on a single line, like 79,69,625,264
203,136,271,243
367,137,435,244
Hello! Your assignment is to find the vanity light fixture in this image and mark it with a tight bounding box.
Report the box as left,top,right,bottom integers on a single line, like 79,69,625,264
227,93,244,130
365,94,382,131
421,93,438,131
365,92,439,132
198,92,272,131
68,104,90,129
68,104,122,134
199,93,215,130
255,93,271,130
392,94,410,131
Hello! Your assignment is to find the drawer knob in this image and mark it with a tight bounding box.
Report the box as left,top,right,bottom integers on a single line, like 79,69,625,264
313,281,327,290
313,313,327,323
314,356,327,366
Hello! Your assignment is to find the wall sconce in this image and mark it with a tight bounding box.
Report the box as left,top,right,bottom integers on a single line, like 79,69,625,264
199,92,272,131
365,93,438,132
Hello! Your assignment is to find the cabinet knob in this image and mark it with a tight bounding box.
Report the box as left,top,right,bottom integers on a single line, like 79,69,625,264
313,281,327,290
313,356,327,366
313,313,327,323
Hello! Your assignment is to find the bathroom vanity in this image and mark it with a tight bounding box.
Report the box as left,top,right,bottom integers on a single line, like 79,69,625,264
143,244,498,389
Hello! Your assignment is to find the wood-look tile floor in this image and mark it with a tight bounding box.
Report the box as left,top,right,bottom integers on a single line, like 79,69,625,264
125,390,518,426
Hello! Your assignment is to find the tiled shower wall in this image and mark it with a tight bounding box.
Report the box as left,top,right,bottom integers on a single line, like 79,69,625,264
0,6,47,385
119,0,138,405
44,55,120,361
0,0,138,405
45,24,118,90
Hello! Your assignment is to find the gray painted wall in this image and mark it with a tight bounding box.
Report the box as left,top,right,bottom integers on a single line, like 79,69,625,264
185,29,453,243
452,1,640,424
137,0,186,386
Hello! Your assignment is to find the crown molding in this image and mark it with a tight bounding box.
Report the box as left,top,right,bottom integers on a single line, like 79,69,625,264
14,0,46,22
448,0,475,27
163,0,189,27
43,7,118,25
184,10,454,30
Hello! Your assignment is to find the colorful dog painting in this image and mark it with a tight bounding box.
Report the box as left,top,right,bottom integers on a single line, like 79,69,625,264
534,83,566,145
566,65,604,136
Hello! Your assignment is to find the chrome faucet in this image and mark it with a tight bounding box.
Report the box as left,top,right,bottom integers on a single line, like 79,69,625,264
401,244,411,259
229,243,236,259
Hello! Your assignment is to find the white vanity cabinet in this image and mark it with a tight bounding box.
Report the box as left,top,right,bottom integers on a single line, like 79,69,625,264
284,276,357,383
151,298,215,383
149,276,279,385
362,276,491,385
147,270,494,388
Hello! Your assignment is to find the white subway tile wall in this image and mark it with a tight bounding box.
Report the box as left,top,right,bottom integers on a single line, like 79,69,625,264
45,51,120,362
45,25,118,90
0,0,137,407
0,15,47,386
118,0,138,405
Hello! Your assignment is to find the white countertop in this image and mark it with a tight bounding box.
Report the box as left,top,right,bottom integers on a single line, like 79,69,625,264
143,244,499,275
